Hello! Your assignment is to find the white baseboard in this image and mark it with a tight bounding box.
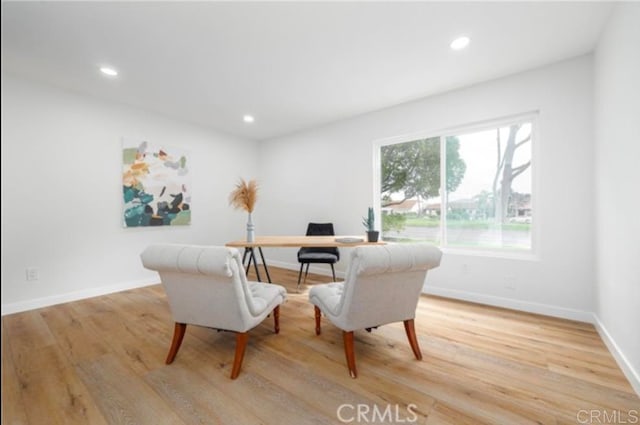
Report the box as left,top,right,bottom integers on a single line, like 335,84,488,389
1,277,159,316
424,285,595,323
593,314,640,396
268,260,590,322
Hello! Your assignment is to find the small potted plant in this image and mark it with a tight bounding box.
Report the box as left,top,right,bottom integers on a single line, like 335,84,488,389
362,207,379,243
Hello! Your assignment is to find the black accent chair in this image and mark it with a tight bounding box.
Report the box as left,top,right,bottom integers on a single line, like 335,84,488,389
297,223,340,291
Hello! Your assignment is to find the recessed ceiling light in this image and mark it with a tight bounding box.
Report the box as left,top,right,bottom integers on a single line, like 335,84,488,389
100,66,118,76
243,115,255,123
450,36,470,51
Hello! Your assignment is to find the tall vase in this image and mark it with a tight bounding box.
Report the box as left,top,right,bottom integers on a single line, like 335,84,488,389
246,212,255,242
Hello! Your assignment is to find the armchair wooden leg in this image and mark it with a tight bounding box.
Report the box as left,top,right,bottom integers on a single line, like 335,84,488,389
273,306,280,334
230,332,249,379
166,322,187,364
314,306,322,335
343,331,357,378
403,319,422,360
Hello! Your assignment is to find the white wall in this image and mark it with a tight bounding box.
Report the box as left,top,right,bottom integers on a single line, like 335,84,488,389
1,74,258,314
594,3,640,393
258,56,596,322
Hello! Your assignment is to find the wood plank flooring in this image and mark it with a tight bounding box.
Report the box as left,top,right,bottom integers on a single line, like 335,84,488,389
2,266,638,424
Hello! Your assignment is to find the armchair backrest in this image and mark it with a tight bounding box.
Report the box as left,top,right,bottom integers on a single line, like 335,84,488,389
336,244,442,331
140,244,264,332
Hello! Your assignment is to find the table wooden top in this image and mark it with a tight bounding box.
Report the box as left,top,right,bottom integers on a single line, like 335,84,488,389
225,235,385,248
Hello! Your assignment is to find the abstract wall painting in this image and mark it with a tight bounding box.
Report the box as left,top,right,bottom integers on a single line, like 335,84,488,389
122,139,191,227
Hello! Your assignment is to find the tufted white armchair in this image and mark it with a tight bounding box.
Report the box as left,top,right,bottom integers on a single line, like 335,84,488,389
308,243,442,378
141,244,287,379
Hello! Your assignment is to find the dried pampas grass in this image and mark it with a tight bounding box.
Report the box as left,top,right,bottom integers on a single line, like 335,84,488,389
228,178,258,213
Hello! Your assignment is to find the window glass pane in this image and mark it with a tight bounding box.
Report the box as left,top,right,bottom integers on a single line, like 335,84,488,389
380,137,441,243
377,117,534,253
445,123,532,250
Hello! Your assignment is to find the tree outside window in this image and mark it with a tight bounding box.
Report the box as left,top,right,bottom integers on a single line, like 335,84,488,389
379,117,533,251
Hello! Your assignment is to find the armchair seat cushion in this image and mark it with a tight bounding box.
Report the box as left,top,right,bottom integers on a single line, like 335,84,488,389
247,281,287,316
309,282,344,316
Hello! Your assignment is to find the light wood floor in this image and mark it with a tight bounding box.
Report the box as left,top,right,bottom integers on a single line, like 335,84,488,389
2,266,638,424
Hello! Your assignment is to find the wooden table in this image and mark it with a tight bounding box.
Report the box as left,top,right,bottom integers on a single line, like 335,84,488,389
226,236,384,282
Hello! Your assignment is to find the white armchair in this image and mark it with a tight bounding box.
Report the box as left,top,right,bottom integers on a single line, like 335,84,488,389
308,243,442,378
141,244,287,379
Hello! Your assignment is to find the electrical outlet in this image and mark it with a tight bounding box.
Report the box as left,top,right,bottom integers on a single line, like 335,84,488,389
26,267,39,281
503,275,517,290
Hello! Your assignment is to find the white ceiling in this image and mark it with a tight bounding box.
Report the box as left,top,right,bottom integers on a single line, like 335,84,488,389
1,2,614,141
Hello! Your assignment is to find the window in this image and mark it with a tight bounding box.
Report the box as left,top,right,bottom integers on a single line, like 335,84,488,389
377,114,535,253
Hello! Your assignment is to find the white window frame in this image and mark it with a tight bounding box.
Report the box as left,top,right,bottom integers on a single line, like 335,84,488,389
373,112,540,260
